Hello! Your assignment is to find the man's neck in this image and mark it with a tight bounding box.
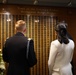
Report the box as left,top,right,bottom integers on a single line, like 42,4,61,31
17,31,25,35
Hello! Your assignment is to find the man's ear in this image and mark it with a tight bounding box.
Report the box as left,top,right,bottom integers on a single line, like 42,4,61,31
23,28,26,32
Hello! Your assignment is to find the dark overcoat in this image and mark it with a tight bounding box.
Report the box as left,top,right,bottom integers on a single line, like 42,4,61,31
2,32,37,75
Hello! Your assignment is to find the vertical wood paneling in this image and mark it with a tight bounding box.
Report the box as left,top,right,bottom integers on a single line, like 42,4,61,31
0,15,2,49
27,15,30,37
0,14,57,75
2,15,4,48
0,14,16,48
40,16,42,75
1,15,2,49
10,15,13,36
37,16,40,75
46,16,49,75
43,16,46,75
34,16,36,75
7,15,9,37
4,15,6,41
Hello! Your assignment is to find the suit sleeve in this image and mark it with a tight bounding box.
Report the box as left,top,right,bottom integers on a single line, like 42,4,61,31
48,42,58,75
28,40,37,67
2,42,9,63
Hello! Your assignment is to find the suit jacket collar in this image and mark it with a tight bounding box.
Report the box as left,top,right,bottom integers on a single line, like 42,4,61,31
15,32,24,36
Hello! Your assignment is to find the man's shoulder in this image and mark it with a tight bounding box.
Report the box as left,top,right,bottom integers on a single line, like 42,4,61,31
28,38,34,43
28,38,32,40
6,36,28,42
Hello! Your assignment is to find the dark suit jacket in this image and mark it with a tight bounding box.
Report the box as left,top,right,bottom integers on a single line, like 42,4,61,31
2,32,37,75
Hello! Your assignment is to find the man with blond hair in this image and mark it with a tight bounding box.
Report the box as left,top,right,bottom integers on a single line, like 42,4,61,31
2,20,37,75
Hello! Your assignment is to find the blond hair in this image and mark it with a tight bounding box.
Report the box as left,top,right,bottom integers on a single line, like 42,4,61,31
15,20,26,31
